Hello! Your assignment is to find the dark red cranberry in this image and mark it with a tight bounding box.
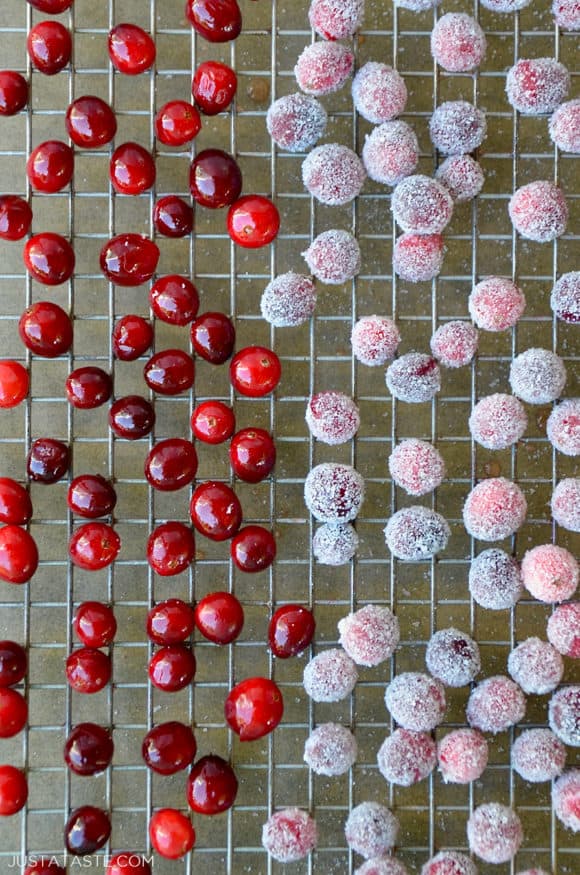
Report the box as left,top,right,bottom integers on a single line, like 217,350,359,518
142,721,196,774
18,301,73,358
155,100,201,147
27,140,74,193
224,677,284,741
145,439,198,491
149,809,195,859
148,645,196,692
190,481,242,541
146,599,195,645
187,755,238,814
27,21,71,75
23,233,75,285
189,149,242,209
190,312,235,363
194,591,244,644
147,522,195,577
227,195,280,248
64,723,114,776
230,428,276,482
109,395,155,439
27,0,73,11
150,275,199,326
27,437,69,484
0,360,29,408
192,61,237,115
0,195,32,240
0,71,28,116
108,24,156,76
0,526,38,585
191,400,235,444
144,349,195,395
0,641,27,687
0,687,28,736
100,234,159,286
112,315,153,361
65,648,111,694
153,196,193,238
69,522,120,571
73,601,117,647
67,475,117,519
110,142,156,195
107,854,151,875
65,96,117,149
0,765,28,815
186,0,242,43
230,346,281,397
0,478,32,526
231,526,276,573
24,858,66,875
65,805,111,855
65,367,112,409
268,604,315,659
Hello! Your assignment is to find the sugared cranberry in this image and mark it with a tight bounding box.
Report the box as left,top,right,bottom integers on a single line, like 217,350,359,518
189,149,242,209
0,361,29,408
68,475,117,519
312,523,358,566
385,505,450,561
189,481,242,541
550,99,580,153
147,599,195,645
65,367,112,409
0,641,27,687
550,271,580,323
463,477,527,541
187,755,238,814
467,675,526,735
386,352,441,403
24,860,66,875
108,24,156,76
191,400,235,444
303,230,360,285
0,479,32,526
344,802,398,859
185,0,242,43
69,522,121,570
0,195,32,240
146,522,195,577
304,462,365,523
304,723,357,776
145,439,198,491
547,602,580,657
27,0,73,11
294,41,354,96
142,721,196,774
351,315,401,366
468,394,528,451
27,140,74,193
431,13,486,73
193,61,237,115
229,428,276,483
385,672,446,732
262,808,318,864
506,58,569,115
392,174,453,235
227,195,280,248
231,525,276,573
27,21,71,76
0,526,38,585
267,93,327,152
112,315,153,361
0,688,27,736
469,277,526,332
153,196,193,238
388,438,445,496
393,232,445,283
73,602,117,647
65,648,111,694
309,0,363,40
148,645,196,692
225,676,284,741
149,809,195,859
106,855,151,875
509,181,568,243
0,765,28,815
436,154,485,203
521,543,578,603
430,100,487,155
65,96,117,149
302,143,366,206
23,233,75,285
437,728,489,784
0,71,28,116
306,391,360,445
64,723,114,776
190,312,235,363
27,438,69,484
109,395,155,439
352,61,407,125
261,271,318,327
426,628,481,687
100,234,159,286
144,349,195,395
155,100,201,147
268,604,315,659
338,604,399,667
467,803,523,865
65,806,111,856
553,769,580,833
110,142,155,195
194,591,244,644
230,346,281,397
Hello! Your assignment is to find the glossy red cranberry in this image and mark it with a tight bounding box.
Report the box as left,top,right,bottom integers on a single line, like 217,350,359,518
189,149,242,209
147,522,195,577
0,195,32,240
27,140,74,193
186,0,242,43
191,312,235,363
65,805,111,856
23,859,66,875
144,349,195,395
155,101,201,147
153,196,193,238
230,428,276,483
0,526,38,585
27,0,73,12
110,142,156,195
18,301,73,358
190,481,242,541
65,648,111,694
149,809,195,859
112,315,153,361
100,234,159,286
109,395,155,439
27,21,71,76
107,854,151,875
0,479,32,526
0,641,27,687
73,601,117,647
194,591,244,644
231,526,276,573
68,475,117,519
66,96,117,149
0,688,27,736
0,71,28,116
150,275,199,326
142,721,196,774
69,522,121,570
148,645,196,692
193,61,237,115
27,437,70,483
268,604,315,659
187,755,238,815
227,195,280,248
230,346,281,397
23,233,75,285
0,361,29,408
224,677,284,741
191,400,235,444
65,367,112,409
145,439,198,491
0,765,27,815
64,722,114,776
146,599,195,645
108,24,156,76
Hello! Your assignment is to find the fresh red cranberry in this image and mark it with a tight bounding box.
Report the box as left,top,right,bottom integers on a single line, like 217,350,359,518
268,604,315,659
0,688,27,736
153,196,193,238
23,233,75,285
186,0,242,43
0,526,38,585
65,805,111,855
147,522,195,577
23,859,66,875
110,142,156,195
230,428,276,482
0,71,28,116
190,312,235,363
18,301,73,358
189,149,242,209
27,140,74,193
65,96,117,149
27,437,69,483
224,677,284,741
230,346,281,397
145,439,198,491
68,475,117,519
112,315,153,361
100,234,159,286
0,765,28,815
150,275,199,326
27,21,71,76
148,645,196,692
0,478,32,526
192,61,237,115
64,723,114,776
142,721,197,774
191,400,235,444
187,755,238,814
0,641,27,687
144,349,195,395
69,522,121,570
227,195,280,248
0,361,29,408
27,0,73,11
149,808,195,859
0,195,32,240
155,101,202,147
65,648,111,694
146,599,195,645
108,24,156,75
107,854,151,875
65,367,112,409
231,526,276,573
194,591,244,644
190,481,242,541
109,395,155,439
73,601,117,647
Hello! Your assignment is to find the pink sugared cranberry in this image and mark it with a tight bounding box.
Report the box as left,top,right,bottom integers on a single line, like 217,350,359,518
362,120,419,187
304,463,365,523
262,808,318,863
550,271,580,323
549,686,580,747
430,321,478,368
294,41,354,96
552,769,580,832
506,58,569,115
391,174,453,235
429,101,486,155
388,439,445,496
386,353,441,403
426,628,480,687
352,62,407,124
305,391,360,445
337,604,399,667
547,398,580,455
420,851,477,875
266,93,327,153
437,728,488,784
511,728,566,782
377,728,437,786
303,229,361,285
521,544,578,603
508,636,563,694
468,276,526,331
436,154,485,202
303,723,357,776
553,0,580,29
351,315,400,366
468,394,528,450
480,0,532,9
260,272,317,327
385,672,446,732
431,13,486,72
313,523,358,565
384,506,450,561
511,347,567,404
302,143,366,206
467,804,523,864
308,0,364,40
357,857,409,875
345,802,399,860
549,99,580,152
469,548,523,610
509,180,568,242
462,477,527,541
303,648,357,703
547,601,580,657
393,233,445,283
466,675,526,734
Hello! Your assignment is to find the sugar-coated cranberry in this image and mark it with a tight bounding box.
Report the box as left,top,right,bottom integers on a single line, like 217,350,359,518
506,58,570,115
0,640,27,687
269,604,315,659
189,481,242,541
392,174,453,235
64,723,114,776
302,143,366,206
106,855,151,875
306,392,360,445
351,315,400,366
294,41,354,96
65,367,112,409
547,601,580,657
385,672,446,732
23,860,66,875
231,526,276,573
0,71,28,116
467,803,523,864
309,0,364,40
155,100,201,146
550,99,580,153
430,320,479,369
508,636,563,694
110,142,155,195
469,277,526,331
480,0,532,9
108,24,156,76
377,728,436,786
352,62,407,125
509,180,568,242
312,523,358,566
511,728,566,783
261,271,318,327
463,477,527,541
148,645,196,692
0,361,29,408
384,505,450,561
431,13,486,73
147,599,195,645
65,648,111,694
549,686,580,746
193,60,237,115
362,120,419,187
0,688,27,736
149,808,195,859
187,755,238,815
429,100,487,155
0,479,31,526
190,149,242,208
23,233,75,285
194,591,244,644
227,195,280,248
230,346,281,396
225,676,284,741
345,805,400,862
100,234,159,286
27,21,71,76
437,728,488,784
112,315,153,361
553,769,580,832
145,439,198,492
191,400,235,444
435,154,485,202
230,428,276,482
191,312,235,363
521,543,578,603
469,548,523,610
27,438,69,484
146,522,196,577
142,721,197,775
467,675,526,734
109,395,155,440
0,526,38,585
267,93,327,153
304,723,357,777
510,348,567,404
144,349,195,395
185,0,242,43
303,648,358,702
73,601,117,647
68,475,117,519
303,230,360,285
338,604,399,667
426,628,480,688
547,398,580,456
469,394,528,450
27,140,74,193
69,522,121,570
386,353,441,403
262,808,318,864
66,96,117,149
553,0,580,29
0,765,28,816
388,439,445,496
65,805,111,856
421,852,477,875
394,232,445,283
304,462,365,523
153,196,193,238
0,195,32,240
27,0,73,11
550,271,580,323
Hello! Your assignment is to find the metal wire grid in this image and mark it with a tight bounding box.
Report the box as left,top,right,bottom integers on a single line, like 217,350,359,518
0,0,578,873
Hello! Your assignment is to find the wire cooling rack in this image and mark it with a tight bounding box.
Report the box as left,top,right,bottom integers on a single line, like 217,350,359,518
0,0,578,873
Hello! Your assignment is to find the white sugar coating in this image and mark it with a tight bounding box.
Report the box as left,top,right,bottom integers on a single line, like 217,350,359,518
549,686,580,747
313,523,359,565
266,93,327,152
469,549,524,610
431,14,487,73
509,180,568,242
260,271,317,327
302,143,366,205
338,604,400,666
388,439,446,496
430,101,487,155
377,729,437,786
352,315,401,366
510,348,567,405
393,233,445,282
352,62,407,124
467,675,526,734
426,627,481,687
304,462,365,522
550,271,580,323
386,353,441,403
516,870,551,875
394,0,441,10
303,723,358,776
521,544,579,603
467,803,523,864
547,398,580,456
481,0,532,8
421,851,478,875
305,391,360,445
262,808,318,863
303,229,361,284
385,671,446,731
547,602,580,658
552,769,580,832
511,728,567,782
362,121,420,186
384,506,450,561
553,0,580,30
391,175,454,234
309,0,365,40
436,155,485,202
356,857,409,875
463,477,527,541
437,729,489,784
468,277,526,331
345,802,400,859
469,394,528,450
506,58,570,115
294,41,355,96
430,321,479,368
550,99,580,153
507,637,564,695
303,648,358,702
